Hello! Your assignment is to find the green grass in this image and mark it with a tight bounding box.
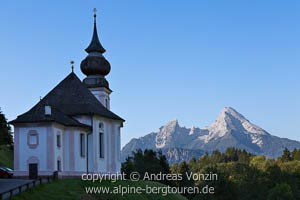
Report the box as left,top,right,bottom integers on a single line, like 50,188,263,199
0,144,13,168
12,179,188,200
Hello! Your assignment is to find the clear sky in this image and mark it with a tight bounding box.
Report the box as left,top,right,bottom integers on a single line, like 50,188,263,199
0,0,299,146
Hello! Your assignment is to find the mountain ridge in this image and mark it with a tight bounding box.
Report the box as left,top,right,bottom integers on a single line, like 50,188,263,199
121,107,300,163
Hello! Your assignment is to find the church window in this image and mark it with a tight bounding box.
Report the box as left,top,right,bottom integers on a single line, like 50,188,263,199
27,130,39,149
99,122,103,129
99,132,104,158
99,123,104,158
57,134,61,148
80,133,86,157
29,135,37,145
57,160,61,172
105,98,108,108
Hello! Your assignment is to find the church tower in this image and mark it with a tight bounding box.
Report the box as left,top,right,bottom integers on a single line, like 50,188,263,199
80,10,112,110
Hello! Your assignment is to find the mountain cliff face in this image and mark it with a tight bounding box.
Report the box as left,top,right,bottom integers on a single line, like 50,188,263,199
121,107,300,163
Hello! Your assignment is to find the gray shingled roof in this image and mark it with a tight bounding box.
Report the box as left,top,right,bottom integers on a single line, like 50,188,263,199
10,72,124,126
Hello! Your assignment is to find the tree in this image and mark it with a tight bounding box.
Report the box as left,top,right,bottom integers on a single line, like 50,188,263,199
211,150,224,163
221,162,266,200
267,183,294,200
193,166,238,200
280,148,292,162
292,149,300,161
225,147,239,162
250,155,266,170
0,110,13,145
158,150,170,175
223,147,252,163
172,161,193,188
121,149,171,184
121,156,134,178
265,164,283,188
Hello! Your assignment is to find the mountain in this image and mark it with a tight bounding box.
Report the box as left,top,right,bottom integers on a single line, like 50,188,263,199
159,148,205,164
121,107,300,163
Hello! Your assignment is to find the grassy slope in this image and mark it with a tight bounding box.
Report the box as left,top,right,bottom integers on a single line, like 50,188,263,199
0,145,13,168
13,179,188,200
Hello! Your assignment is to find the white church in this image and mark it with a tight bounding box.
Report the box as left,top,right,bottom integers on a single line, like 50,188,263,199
10,12,124,179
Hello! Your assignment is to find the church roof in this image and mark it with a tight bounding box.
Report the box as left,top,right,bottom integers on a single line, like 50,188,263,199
10,72,124,127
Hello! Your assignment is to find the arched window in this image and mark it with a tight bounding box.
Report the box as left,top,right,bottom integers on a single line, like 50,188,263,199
56,133,61,148
99,122,104,158
99,122,104,129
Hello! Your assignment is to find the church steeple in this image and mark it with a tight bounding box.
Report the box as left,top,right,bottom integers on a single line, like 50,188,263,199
80,8,111,85
85,9,106,54
80,9,112,110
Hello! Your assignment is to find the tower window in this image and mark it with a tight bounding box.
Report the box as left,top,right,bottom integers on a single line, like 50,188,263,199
80,133,86,157
105,98,108,108
99,132,104,158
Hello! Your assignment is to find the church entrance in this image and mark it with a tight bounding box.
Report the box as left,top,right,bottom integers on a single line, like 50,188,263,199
29,163,38,179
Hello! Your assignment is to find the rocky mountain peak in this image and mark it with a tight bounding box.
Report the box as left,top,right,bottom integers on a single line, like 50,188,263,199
166,119,179,127
160,119,179,132
206,107,242,135
222,107,248,121
205,107,269,142
156,119,179,148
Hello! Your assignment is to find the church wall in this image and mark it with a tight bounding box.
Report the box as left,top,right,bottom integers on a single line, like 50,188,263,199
14,125,53,176
53,126,64,172
13,119,121,177
14,122,94,177
110,122,122,173
92,116,122,173
19,126,47,171
115,123,122,173
74,129,87,172
92,116,106,173
104,120,111,172
60,128,88,176
62,129,70,171
88,133,94,172
72,116,93,172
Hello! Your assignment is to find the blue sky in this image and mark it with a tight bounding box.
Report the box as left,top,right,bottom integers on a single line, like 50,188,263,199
0,1,299,146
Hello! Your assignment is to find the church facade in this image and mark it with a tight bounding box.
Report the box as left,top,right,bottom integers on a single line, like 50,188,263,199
10,13,124,178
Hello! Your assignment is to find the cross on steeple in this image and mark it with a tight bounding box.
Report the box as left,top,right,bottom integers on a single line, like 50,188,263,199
70,60,75,73
93,8,97,22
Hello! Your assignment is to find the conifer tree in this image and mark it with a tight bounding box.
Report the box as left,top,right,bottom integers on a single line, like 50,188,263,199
0,110,13,145
280,148,292,162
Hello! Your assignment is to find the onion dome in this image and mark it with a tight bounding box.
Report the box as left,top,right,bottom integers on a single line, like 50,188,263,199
81,55,111,76
80,10,111,78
